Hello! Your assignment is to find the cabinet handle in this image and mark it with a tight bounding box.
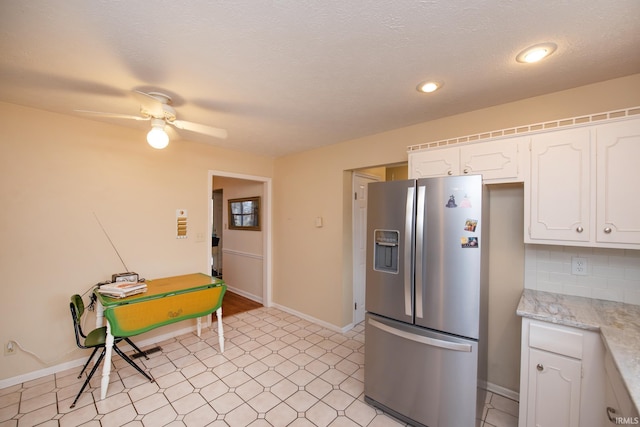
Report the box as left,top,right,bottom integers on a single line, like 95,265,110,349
463,168,469,174
536,364,543,371
447,170,453,176
606,406,617,423
576,226,584,233
604,227,612,234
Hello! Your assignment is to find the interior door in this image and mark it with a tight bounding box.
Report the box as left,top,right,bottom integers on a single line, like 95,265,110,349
352,172,379,324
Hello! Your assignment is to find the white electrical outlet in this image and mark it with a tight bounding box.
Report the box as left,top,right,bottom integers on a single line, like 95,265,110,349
4,341,17,356
571,257,588,276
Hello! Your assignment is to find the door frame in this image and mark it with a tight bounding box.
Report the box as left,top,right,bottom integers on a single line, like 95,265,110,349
352,171,380,324
208,170,272,307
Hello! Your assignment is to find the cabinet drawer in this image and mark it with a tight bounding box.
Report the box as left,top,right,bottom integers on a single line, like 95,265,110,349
529,322,583,359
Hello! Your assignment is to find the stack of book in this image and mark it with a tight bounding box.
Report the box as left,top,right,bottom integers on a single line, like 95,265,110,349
97,281,147,299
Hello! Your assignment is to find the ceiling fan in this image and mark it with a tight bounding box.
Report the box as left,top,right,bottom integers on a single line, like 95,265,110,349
75,90,228,149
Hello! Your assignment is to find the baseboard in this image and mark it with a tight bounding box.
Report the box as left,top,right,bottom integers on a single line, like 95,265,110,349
0,324,196,390
480,380,520,402
269,302,353,334
224,285,263,304
1,302,351,389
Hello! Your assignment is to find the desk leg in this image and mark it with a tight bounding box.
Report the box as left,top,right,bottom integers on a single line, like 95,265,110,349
216,307,224,353
95,300,104,328
100,323,114,400
93,301,105,369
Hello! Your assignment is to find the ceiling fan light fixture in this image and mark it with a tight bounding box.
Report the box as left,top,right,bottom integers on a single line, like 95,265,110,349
147,120,169,149
417,80,442,93
516,42,557,63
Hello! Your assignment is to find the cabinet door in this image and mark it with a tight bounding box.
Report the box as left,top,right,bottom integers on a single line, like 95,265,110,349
460,137,525,182
528,128,592,243
596,119,640,246
409,146,459,178
604,351,640,423
527,348,582,427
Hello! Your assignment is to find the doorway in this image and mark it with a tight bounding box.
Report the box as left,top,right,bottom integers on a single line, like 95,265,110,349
211,189,223,278
352,172,380,324
208,170,272,307
351,164,407,324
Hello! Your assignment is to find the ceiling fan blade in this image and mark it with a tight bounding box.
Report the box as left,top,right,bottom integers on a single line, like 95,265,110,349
75,110,149,121
170,120,228,139
131,90,165,117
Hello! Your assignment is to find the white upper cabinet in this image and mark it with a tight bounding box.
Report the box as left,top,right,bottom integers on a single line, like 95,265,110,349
409,137,526,183
525,117,640,249
526,127,592,243
409,144,460,178
595,119,640,246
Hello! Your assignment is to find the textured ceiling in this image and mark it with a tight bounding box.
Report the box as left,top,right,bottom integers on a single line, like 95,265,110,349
1,1,639,157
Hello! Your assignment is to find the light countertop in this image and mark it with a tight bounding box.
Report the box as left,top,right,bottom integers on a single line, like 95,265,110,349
517,289,640,413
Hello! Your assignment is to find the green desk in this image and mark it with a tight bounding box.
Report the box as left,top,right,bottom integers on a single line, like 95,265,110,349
94,273,226,399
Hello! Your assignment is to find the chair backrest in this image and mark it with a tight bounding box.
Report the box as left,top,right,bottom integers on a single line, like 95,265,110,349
69,294,88,348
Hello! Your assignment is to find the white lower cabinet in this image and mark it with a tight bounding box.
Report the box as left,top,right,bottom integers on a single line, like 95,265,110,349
604,351,640,424
526,348,582,427
519,319,605,427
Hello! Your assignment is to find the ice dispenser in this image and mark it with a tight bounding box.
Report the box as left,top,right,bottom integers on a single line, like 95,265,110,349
373,230,399,273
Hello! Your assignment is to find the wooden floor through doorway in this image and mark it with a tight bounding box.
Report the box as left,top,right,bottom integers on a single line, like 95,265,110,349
221,290,263,316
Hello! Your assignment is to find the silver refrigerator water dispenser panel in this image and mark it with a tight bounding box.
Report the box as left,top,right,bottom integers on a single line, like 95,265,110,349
373,229,399,274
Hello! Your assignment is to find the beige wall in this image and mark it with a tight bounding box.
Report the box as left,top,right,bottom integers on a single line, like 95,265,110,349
0,103,273,381
2,73,640,386
487,184,525,393
273,73,640,329
272,74,640,394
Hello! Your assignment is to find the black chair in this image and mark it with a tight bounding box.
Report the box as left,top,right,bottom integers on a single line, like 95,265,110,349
69,294,154,408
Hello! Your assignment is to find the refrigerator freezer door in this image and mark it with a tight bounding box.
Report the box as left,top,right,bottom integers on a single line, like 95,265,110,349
366,179,415,324
415,175,483,339
365,313,482,427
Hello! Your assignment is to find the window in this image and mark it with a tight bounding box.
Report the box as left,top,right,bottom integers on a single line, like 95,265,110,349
228,197,260,231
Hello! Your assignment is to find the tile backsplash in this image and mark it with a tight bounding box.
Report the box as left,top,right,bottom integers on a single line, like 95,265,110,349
524,244,640,305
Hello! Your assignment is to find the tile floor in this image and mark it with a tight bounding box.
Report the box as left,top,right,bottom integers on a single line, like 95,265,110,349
0,307,518,427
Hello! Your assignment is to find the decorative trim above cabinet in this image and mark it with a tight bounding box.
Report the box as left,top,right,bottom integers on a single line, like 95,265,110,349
407,106,640,152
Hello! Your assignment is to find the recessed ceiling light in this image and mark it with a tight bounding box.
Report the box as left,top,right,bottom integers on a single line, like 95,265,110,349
417,81,443,93
516,43,557,63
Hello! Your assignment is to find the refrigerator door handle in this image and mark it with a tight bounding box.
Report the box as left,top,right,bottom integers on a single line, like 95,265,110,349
415,185,425,319
368,318,473,353
404,186,414,317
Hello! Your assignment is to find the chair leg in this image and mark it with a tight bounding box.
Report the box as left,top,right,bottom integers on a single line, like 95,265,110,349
113,345,154,383
77,347,100,379
124,337,149,360
71,349,105,408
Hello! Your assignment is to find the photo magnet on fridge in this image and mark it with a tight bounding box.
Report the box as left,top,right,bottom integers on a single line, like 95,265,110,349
445,195,457,208
464,219,478,232
461,236,479,248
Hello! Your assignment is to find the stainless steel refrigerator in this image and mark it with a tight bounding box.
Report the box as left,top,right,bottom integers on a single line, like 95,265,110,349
364,175,488,427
